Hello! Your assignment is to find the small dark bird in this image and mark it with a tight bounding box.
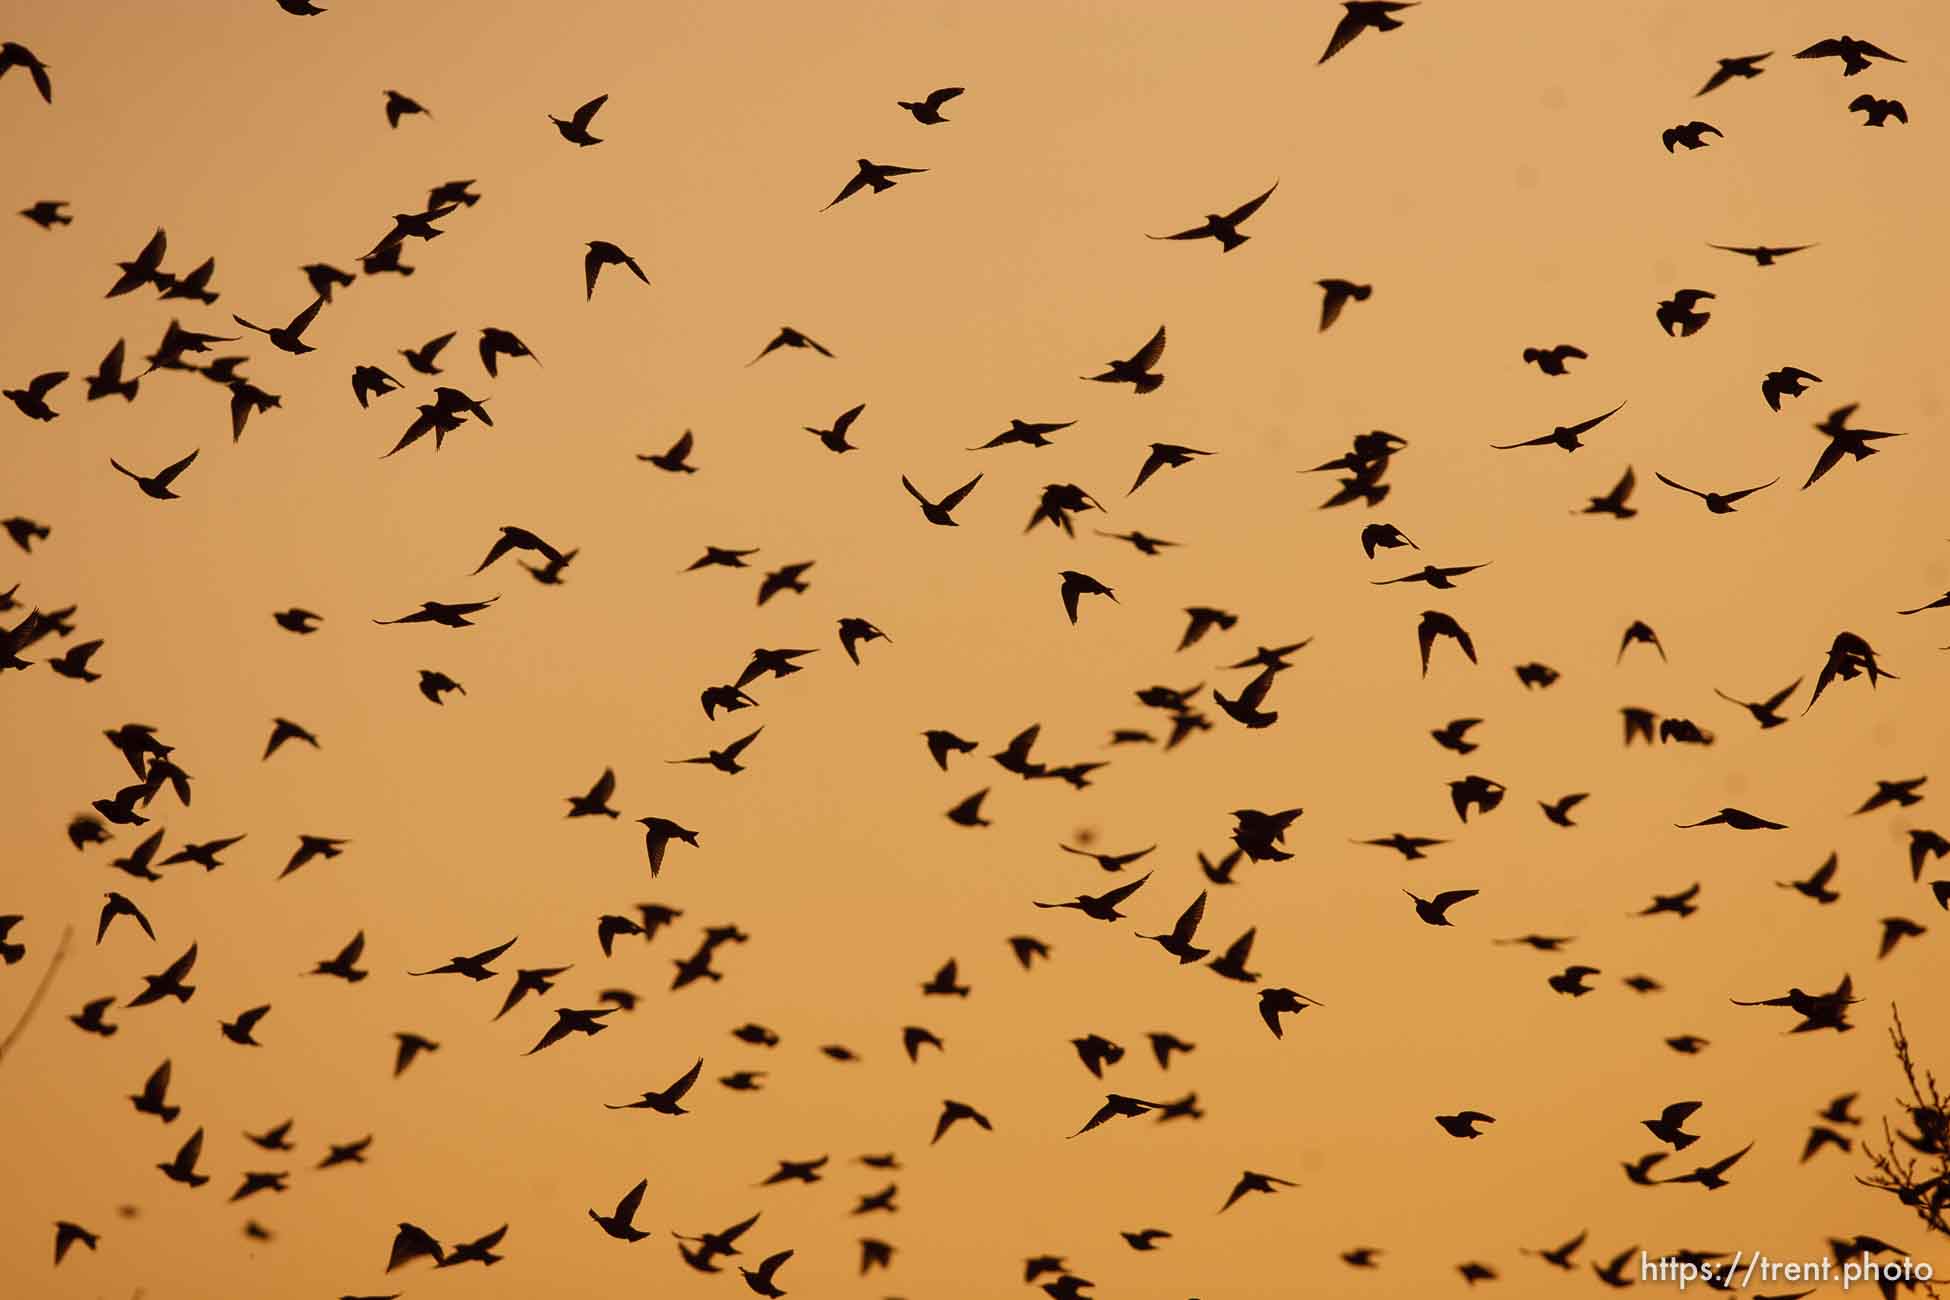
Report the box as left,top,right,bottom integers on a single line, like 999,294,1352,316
439,1223,510,1268
1008,935,1049,968
19,199,70,228
52,1221,98,1265
1657,289,1715,336
525,1006,616,1055
1795,36,1903,76
900,472,984,527
1035,872,1151,922
933,1099,992,1142
479,327,539,378
742,1248,794,1297
923,729,978,770
1137,891,1209,963
1713,243,1815,268
71,996,118,1037
1698,52,1770,95
1494,402,1625,452
383,89,430,127
130,1060,179,1121
1317,278,1372,331
1803,1126,1853,1162
84,341,138,402
387,1221,444,1270
1070,1093,1166,1137
757,562,815,605
1360,523,1417,557
921,959,970,998
1435,1111,1496,1138
897,86,964,123
373,596,500,627
1148,182,1278,252
282,835,347,878
1221,1170,1298,1211
585,240,649,298
805,402,865,453
903,1026,945,1061
1637,883,1702,920
311,931,368,982
549,93,608,145
1806,630,1896,711
1667,1035,1709,1055
1911,830,1950,881
96,892,153,945
1676,806,1786,831
1779,853,1842,904
409,936,517,981
1515,662,1560,689
232,297,325,354
1129,443,1211,495
1360,832,1446,860
1259,987,1321,1038
1548,965,1601,996
1582,465,1638,518
638,430,698,473
1406,889,1479,927
220,1005,271,1046
1617,620,1665,663
946,789,992,827
1417,611,1476,676
589,1178,652,1242
129,943,198,1007
1663,1142,1754,1190
263,717,320,760
401,331,456,375
159,1127,209,1187
1378,563,1490,590
1714,678,1799,728
1319,2,1417,63
597,914,644,956
1662,121,1721,151
1878,917,1925,959
1820,1093,1862,1127
1083,326,1166,394
1762,367,1820,412
1643,1101,1703,1150
607,1058,703,1115
1058,571,1117,624
319,1135,372,1169
5,371,66,422
48,640,104,682
1122,1229,1171,1251
417,669,464,704
670,727,763,775
749,327,833,365
1857,778,1926,814
1849,94,1908,127
1656,472,1778,513
1522,344,1586,376
824,159,928,210
1431,719,1481,754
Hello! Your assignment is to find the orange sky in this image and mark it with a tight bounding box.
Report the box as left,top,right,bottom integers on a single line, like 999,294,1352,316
3,1,1947,1297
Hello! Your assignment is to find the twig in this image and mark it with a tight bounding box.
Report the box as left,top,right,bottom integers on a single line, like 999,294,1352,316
0,923,74,1068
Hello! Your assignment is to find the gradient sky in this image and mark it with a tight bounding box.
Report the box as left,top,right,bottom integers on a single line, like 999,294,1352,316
3,1,1948,1297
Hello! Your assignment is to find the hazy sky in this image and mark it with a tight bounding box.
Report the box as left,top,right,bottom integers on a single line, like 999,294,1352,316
3,1,1947,1297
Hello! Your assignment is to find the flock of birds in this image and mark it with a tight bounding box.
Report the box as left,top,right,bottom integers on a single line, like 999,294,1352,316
4,3,1949,1298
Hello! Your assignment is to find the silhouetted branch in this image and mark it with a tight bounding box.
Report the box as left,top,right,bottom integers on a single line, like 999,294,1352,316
0,924,74,1068
1855,1005,1949,1242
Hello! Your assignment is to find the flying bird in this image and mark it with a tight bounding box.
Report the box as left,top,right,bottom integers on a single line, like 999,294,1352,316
897,86,964,123
1083,326,1167,394
549,93,608,145
1148,182,1278,252
824,159,927,210
1698,52,1770,95
1319,2,1417,64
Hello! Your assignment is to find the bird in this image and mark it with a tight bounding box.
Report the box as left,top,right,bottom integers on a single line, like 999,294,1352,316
1548,965,1601,996
311,931,369,982
1795,36,1903,76
479,327,539,377
219,1005,271,1046
1879,917,1926,959
1122,1229,1171,1250
383,89,430,127
1071,1093,1166,1137
1712,243,1814,267
1430,719,1481,754
1643,1101,1703,1150
824,159,928,210
1657,289,1715,336
1359,833,1446,860
933,1099,992,1142
585,241,649,298
159,1127,209,1186
1663,1142,1755,1190
232,297,325,354
1137,890,1209,963
129,1060,179,1121
1762,367,1821,411
109,450,199,500
549,93,608,145
1617,620,1665,663
107,228,168,297
1129,443,1211,494
1435,1111,1496,1138
1698,52,1770,95
607,1058,704,1114
639,429,698,472
1035,873,1151,922
373,596,500,627
52,1221,98,1265
473,526,564,575
1058,571,1117,624
1850,94,1908,127
19,198,70,228
1417,611,1475,676
749,327,833,364
1405,889,1479,927
5,370,65,423
1319,2,1417,63
589,1178,652,1241
1779,854,1842,904
1375,562,1490,590
897,86,964,123
1662,121,1721,151
1259,987,1321,1038
129,943,198,1007
1655,472,1777,513
387,1221,444,1270
1522,344,1586,376
1676,807,1786,831
1715,678,1799,728
263,717,320,760
84,342,138,402
1148,182,1278,252
741,1248,794,1297
1082,326,1166,394
400,331,456,374
1494,402,1625,451
1582,466,1638,518
409,936,517,980
901,473,982,525
1317,279,1372,331
525,1006,616,1054
807,402,865,452
1857,778,1926,814
670,727,762,774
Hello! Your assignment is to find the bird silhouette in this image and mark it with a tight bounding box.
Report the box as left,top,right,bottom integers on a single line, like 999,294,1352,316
1662,121,1721,151
1148,182,1278,252
1494,402,1625,452
549,93,608,145
1655,472,1777,513
824,160,927,210
897,86,964,123
1319,3,1416,63
1795,36,1903,76
1698,52,1769,94
1082,326,1166,394
1850,94,1908,127
1317,278,1372,331
110,450,199,500
589,1177,652,1241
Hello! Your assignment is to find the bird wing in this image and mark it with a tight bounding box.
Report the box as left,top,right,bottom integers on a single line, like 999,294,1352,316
723,727,763,759
899,475,931,509
1567,401,1626,436
1171,891,1208,942
1099,873,1152,906
925,86,965,110
616,1178,647,1220
939,473,983,511
1856,40,1902,61
1491,432,1557,449
1317,9,1367,63
573,93,608,128
287,296,325,336
1432,889,1480,911
667,1056,704,1099
1224,181,1278,224
155,449,199,486
1126,326,1167,370
1655,472,1705,498
1723,478,1778,502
